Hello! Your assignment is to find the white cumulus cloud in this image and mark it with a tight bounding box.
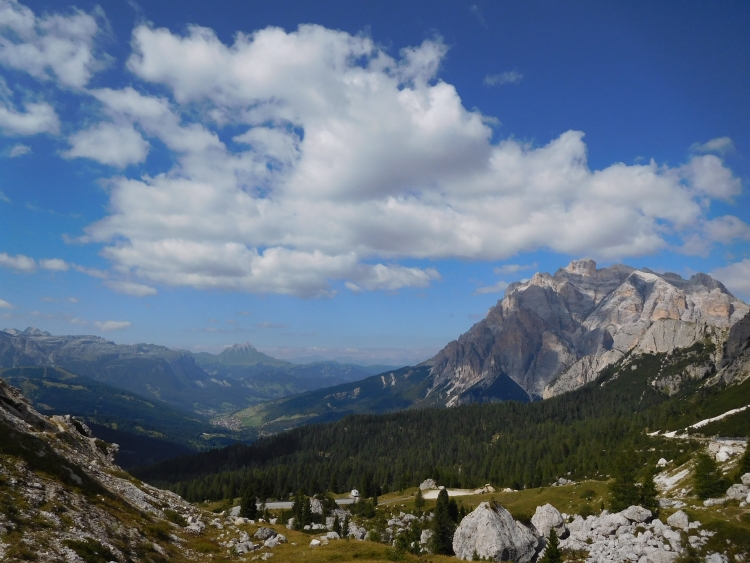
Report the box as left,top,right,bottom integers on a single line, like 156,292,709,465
39,258,69,271
0,100,59,135
8,143,30,156
63,122,150,167
691,136,734,155
0,299,13,308
0,0,107,88
103,280,157,296
484,70,523,86
0,251,35,272
711,259,750,301
95,320,131,332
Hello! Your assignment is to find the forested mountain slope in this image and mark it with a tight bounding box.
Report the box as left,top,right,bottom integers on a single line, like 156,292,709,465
137,338,750,502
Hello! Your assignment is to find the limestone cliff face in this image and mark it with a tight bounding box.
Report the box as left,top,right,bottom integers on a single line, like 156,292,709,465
426,260,748,404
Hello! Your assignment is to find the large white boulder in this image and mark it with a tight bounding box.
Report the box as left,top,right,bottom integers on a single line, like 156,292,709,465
419,478,437,490
741,473,750,487
666,510,689,531
726,483,749,500
530,504,566,539
620,505,652,523
452,502,539,562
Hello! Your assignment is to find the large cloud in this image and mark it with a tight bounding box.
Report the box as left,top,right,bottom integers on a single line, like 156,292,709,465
1,10,748,297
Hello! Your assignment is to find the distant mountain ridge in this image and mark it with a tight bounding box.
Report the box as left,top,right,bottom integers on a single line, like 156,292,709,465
0,330,386,416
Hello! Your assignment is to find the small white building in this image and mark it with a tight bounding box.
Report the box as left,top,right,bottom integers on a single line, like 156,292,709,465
350,489,360,498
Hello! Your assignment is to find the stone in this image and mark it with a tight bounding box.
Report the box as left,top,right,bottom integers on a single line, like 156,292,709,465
286,517,294,530
452,502,539,563
309,539,320,547
310,498,323,515
253,527,277,541
530,503,566,539
420,529,433,546
666,510,689,531
741,473,750,487
419,478,437,490
325,531,340,540
726,483,749,500
621,506,652,523
703,497,726,507
657,458,668,467
264,534,286,548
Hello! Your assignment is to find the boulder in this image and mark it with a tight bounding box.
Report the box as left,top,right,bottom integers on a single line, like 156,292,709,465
286,517,295,529
742,473,750,487
657,458,668,467
310,498,323,515
325,531,340,540
530,504,566,539
703,497,726,507
666,510,689,531
727,483,749,500
620,505,652,523
309,539,321,547
264,534,286,548
420,478,437,490
254,527,277,540
452,502,539,563
420,529,433,547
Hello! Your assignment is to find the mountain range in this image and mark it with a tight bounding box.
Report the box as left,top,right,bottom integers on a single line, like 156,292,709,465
236,260,750,433
0,330,393,416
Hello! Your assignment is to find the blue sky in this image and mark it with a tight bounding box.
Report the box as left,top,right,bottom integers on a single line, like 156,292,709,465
1,0,749,365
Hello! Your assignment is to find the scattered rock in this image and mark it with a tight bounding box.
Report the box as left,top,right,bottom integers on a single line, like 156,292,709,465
620,505,652,523
741,473,750,487
264,534,286,548
310,497,323,515
419,478,437,490
657,458,668,467
703,497,726,507
325,531,340,540
726,483,749,500
666,510,689,531
309,538,321,547
452,502,538,563
254,527,277,541
530,503,566,539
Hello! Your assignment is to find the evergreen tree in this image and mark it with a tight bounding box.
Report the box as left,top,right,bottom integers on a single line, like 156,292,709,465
430,488,455,555
639,466,659,513
342,515,349,539
734,438,750,481
609,452,640,511
448,497,459,522
694,451,727,500
414,488,425,512
333,514,341,536
539,528,562,563
239,487,257,519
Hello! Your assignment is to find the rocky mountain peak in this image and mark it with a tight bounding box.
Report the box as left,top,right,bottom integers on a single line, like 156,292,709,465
428,260,748,405
563,258,597,276
223,342,259,354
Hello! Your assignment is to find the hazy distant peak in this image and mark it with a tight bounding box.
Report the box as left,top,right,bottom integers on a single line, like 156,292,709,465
222,342,259,354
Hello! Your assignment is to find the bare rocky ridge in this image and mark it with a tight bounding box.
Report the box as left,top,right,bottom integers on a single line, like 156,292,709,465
426,259,748,404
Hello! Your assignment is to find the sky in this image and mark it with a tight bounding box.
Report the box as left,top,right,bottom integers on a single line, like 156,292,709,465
1,0,749,365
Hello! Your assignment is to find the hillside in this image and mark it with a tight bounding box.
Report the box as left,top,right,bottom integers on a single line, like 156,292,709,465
0,376,221,562
0,366,238,468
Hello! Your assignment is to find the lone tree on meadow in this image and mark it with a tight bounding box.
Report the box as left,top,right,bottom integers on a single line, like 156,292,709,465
430,488,456,555
694,451,727,500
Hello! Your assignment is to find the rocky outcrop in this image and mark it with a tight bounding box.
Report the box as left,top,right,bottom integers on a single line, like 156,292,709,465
452,501,539,562
530,503,566,539
424,259,748,404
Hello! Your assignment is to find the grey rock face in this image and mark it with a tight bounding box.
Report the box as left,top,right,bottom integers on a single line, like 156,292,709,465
742,473,750,487
424,260,747,404
310,497,323,515
452,502,539,562
530,503,566,539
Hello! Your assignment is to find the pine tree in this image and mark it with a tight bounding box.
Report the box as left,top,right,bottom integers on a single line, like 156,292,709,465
539,528,562,563
430,488,455,555
609,452,640,511
333,514,341,536
694,451,727,500
239,487,258,519
414,488,425,512
735,438,750,481
639,466,659,513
